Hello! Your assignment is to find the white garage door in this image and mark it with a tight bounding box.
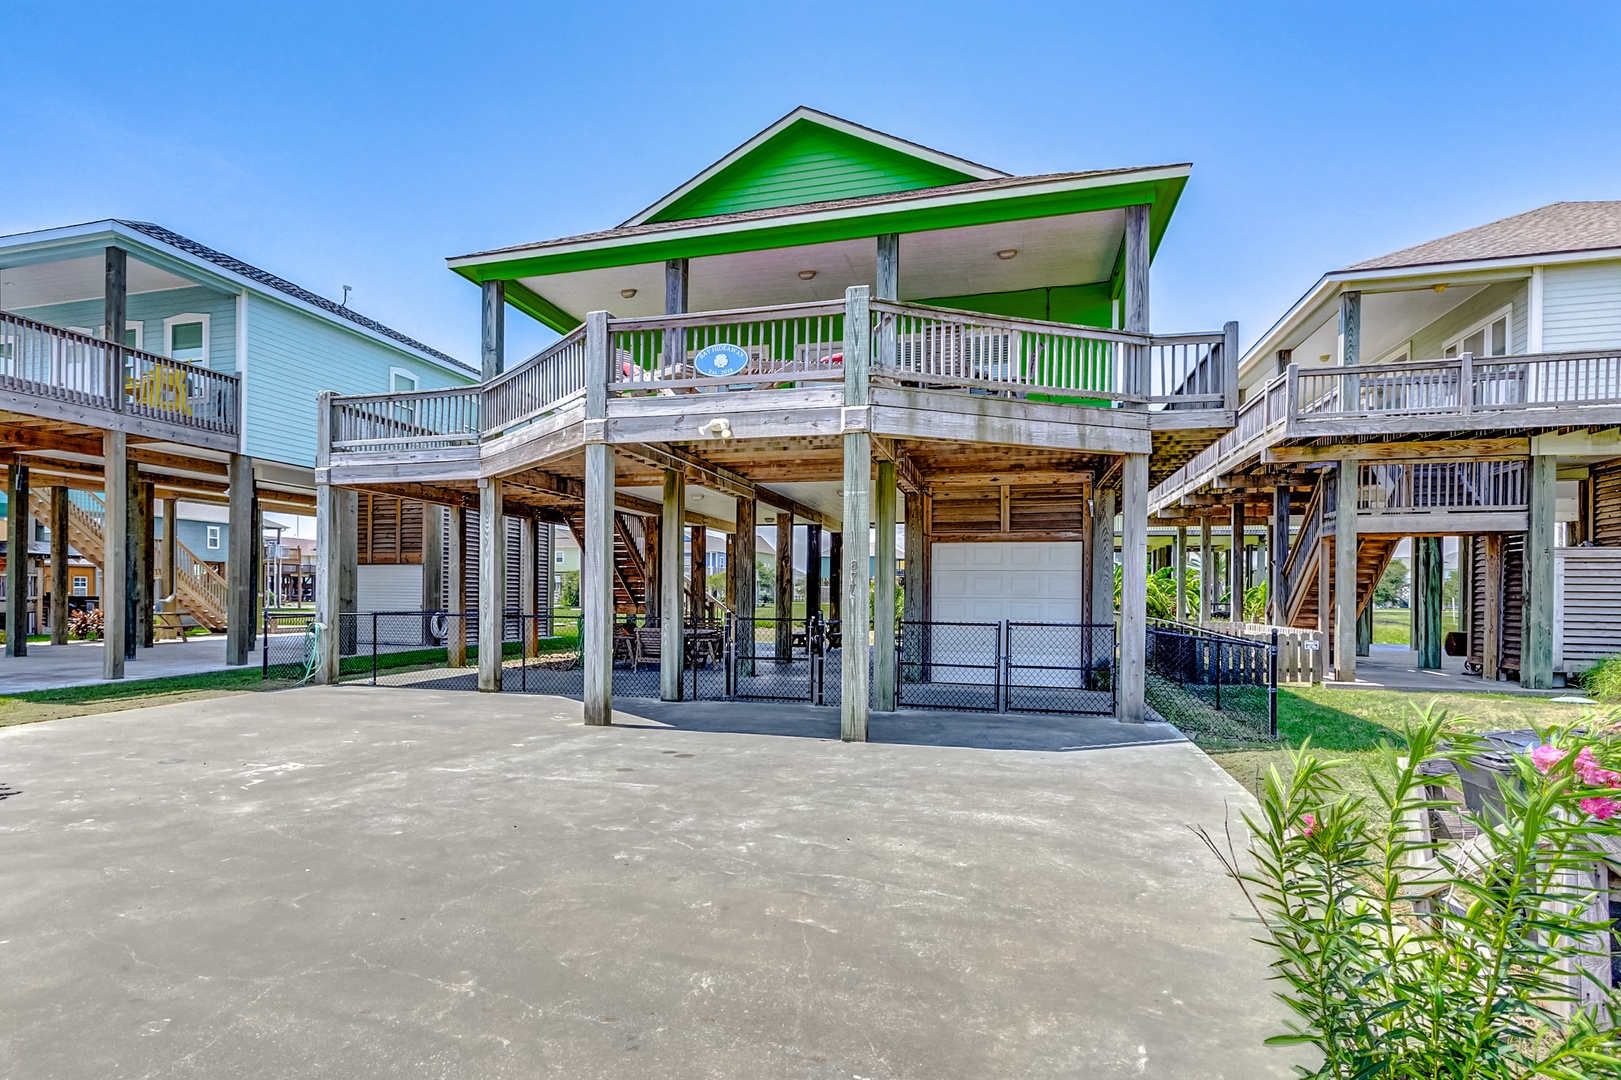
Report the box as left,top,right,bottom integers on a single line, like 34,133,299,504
930,542,1084,624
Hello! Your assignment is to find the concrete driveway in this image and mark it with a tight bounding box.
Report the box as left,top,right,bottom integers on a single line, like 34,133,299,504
0,689,1299,1079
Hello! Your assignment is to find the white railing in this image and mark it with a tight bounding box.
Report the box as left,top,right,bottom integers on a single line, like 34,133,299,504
330,386,482,452
1356,460,1528,514
481,326,588,437
0,310,239,438
608,300,846,392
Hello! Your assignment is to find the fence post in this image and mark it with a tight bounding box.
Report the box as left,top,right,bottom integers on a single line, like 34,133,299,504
1213,638,1222,710
371,612,379,686
1269,628,1280,739
262,611,269,678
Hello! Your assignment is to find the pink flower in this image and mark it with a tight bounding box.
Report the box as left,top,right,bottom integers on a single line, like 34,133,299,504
1574,748,1621,788
1300,813,1319,838
1532,744,1567,774
1579,796,1621,821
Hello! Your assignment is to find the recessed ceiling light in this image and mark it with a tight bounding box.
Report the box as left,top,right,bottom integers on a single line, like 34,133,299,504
1432,284,1447,293
620,288,638,298
996,249,1018,261
798,270,817,280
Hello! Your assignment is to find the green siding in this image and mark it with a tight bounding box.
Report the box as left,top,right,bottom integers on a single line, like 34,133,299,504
244,296,472,468
922,283,1114,330
648,119,978,223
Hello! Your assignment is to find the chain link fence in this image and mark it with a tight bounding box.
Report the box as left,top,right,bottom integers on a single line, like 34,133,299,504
1145,621,1277,743
1003,622,1117,715
262,610,317,681
897,621,1000,711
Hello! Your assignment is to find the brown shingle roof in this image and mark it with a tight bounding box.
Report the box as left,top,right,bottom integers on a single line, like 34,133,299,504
1345,201,1621,271
452,165,1189,262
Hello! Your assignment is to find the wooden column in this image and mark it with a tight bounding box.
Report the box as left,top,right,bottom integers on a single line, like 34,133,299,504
1356,596,1373,658
50,485,69,645
446,507,466,665
841,284,872,741
1482,533,1503,682
1522,455,1556,688
644,515,660,622
774,514,793,661
874,460,898,712
338,490,357,657
734,497,756,676
1270,486,1290,625
1340,290,1360,365
421,504,443,612
224,454,255,665
827,531,843,622
1228,501,1244,621
1119,453,1149,722
582,311,614,725
876,234,900,300
663,258,689,373
481,280,505,381
1199,515,1213,625
122,460,140,659
314,395,340,682
137,479,155,649
536,519,553,634
104,247,126,348
1415,536,1442,669
1124,204,1151,398
159,497,177,609
903,490,926,683
660,469,685,702
519,516,537,657
804,523,822,622
723,533,736,608
4,462,28,656
689,524,707,621
101,433,126,678
1174,525,1188,623
1459,536,1474,645
477,477,505,692
1090,485,1116,625
1334,458,1359,682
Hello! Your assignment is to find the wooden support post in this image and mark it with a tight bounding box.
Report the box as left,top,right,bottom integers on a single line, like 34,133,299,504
660,468,685,702
644,515,660,622
874,460,897,712
841,284,872,742
339,490,357,657
1090,485,1116,625
519,515,537,657
104,247,126,350
903,490,926,683
1415,536,1442,670
1482,533,1503,682
123,460,140,659
827,531,842,622
50,485,69,645
1317,537,1332,641
1198,515,1213,625
224,454,255,665
663,258,689,373
1119,453,1149,722
446,506,466,665
723,533,735,608
481,280,505,381
477,477,505,692
4,462,28,656
536,519,553,635
583,310,615,725
876,234,900,300
102,432,126,679
1356,596,1372,658
1228,501,1244,620
1174,525,1188,623
1523,455,1556,688
314,394,339,682
734,497,756,676
774,514,793,661
422,504,443,612
690,522,707,620
1459,536,1474,645
159,497,177,611
1270,486,1290,625
137,479,155,649
1124,203,1151,400
804,523,822,622
1334,458,1359,682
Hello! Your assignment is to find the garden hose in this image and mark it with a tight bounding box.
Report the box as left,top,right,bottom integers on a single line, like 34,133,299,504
298,621,325,686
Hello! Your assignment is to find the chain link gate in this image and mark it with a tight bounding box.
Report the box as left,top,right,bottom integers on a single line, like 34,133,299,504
1145,621,1278,742
732,615,836,704
897,621,1001,711
1004,622,1117,715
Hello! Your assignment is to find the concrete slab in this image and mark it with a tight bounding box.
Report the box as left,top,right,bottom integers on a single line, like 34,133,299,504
0,689,1302,1079
0,636,262,694
1327,643,1562,695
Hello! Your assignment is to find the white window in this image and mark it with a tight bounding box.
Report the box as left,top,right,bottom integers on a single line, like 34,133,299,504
88,324,143,349
72,575,88,597
389,368,419,393
164,313,211,364
1375,339,1413,365
1444,306,1512,359
206,525,221,550
28,575,38,599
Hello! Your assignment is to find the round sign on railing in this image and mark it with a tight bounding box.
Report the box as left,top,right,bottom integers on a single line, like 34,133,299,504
693,343,748,378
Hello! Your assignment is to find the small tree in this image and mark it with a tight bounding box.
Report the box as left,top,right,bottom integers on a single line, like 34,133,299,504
1373,559,1410,607
1201,708,1621,1078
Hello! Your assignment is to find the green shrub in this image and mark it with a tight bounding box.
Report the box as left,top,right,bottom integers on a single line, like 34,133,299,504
1581,654,1621,704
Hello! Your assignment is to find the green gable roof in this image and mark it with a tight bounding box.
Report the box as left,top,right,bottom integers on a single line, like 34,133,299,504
645,118,986,224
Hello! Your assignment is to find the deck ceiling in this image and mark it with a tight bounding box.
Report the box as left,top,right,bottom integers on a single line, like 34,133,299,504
0,255,199,309
517,209,1127,323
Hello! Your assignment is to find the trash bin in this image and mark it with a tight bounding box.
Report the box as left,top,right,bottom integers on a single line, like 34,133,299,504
1453,729,1540,817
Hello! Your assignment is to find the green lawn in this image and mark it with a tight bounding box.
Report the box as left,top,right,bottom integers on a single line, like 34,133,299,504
1205,687,1612,820
1369,607,1460,646
0,667,284,730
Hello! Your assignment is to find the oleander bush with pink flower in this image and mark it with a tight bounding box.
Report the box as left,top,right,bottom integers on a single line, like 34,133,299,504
1201,706,1621,1078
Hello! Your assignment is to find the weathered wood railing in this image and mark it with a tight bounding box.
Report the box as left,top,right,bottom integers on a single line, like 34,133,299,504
1153,370,1289,504
481,326,588,437
330,386,482,452
1280,478,1326,619
0,310,239,438
1207,620,1324,684
608,300,846,392
1356,460,1528,514
1292,350,1621,421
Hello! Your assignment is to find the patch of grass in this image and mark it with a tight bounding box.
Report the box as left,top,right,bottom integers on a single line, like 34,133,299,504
1369,608,1460,646
0,667,293,730
1580,654,1621,703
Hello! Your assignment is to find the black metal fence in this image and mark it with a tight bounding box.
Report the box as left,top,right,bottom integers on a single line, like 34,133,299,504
1004,622,1117,715
897,621,1000,711
734,615,832,704
263,610,317,680
1145,620,1277,742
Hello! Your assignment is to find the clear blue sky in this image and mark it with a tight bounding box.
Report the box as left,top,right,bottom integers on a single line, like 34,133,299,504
5,1,1619,365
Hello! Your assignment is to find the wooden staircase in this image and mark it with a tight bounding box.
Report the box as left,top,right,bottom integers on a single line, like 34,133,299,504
31,489,231,630
564,509,648,614
1279,481,1399,630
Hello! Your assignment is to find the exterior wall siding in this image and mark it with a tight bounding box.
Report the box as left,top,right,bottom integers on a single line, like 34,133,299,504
13,285,238,375
1409,279,1527,361
1542,261,1621,351
244,294,472,467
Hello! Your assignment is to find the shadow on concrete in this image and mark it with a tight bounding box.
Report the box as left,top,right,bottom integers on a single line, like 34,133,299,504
608,699,1188,753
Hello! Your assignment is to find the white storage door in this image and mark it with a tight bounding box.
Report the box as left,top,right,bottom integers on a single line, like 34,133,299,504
356,565,424,645
930,542,1085,685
